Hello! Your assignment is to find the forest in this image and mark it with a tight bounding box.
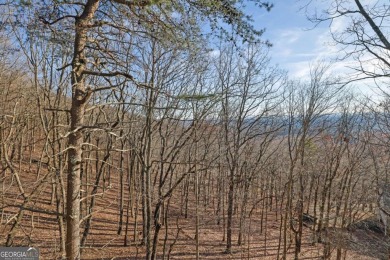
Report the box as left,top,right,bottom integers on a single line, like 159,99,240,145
0,0,390,259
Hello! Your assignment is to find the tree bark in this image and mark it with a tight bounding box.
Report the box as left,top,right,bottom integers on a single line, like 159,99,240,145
66,1,99,259
226,168,234,253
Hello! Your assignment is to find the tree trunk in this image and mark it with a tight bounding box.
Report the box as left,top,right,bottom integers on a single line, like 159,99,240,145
226,169,234,253
66,2,99,258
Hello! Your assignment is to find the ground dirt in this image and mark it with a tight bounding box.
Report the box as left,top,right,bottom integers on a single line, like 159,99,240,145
1,158,388,259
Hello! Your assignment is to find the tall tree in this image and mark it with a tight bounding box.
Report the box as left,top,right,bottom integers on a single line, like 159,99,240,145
306,1,390,237
307,0,390,83
283,63,343,259
9,1,273,259
215,43,284,253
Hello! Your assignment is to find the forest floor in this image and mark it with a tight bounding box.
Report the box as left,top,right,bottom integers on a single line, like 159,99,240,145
0,158,388,259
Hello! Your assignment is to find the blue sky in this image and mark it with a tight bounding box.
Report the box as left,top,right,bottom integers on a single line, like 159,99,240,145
250,0,333,77
247,0,382,98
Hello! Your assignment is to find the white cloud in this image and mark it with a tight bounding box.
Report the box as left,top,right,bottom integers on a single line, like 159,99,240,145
207,49,220,57
279,28,303,44
257,0,388,99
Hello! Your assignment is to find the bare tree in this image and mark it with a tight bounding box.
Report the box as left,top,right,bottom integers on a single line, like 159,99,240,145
283,63,344,259
9,1,273,258
306,0,390,84
214,43,284,253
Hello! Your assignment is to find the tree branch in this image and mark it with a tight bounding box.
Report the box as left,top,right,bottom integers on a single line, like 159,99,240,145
82,69,134,80
354,0,390,50
111,0,154,8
